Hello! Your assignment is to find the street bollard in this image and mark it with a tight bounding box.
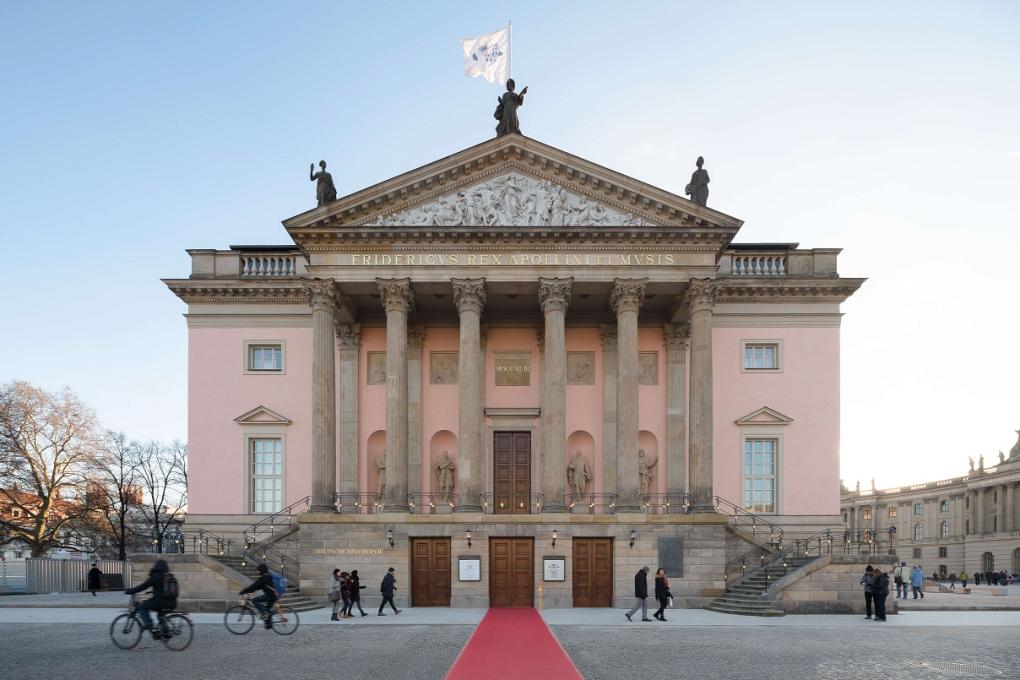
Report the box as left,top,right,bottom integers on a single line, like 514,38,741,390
537,585,543,610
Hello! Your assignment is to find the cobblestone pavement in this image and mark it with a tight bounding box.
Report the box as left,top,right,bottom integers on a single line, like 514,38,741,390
0,622,473,680
554,625,1020,680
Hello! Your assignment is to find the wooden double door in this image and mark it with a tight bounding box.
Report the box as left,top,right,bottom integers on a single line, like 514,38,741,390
572,538,613,607
493,431,531,514
489,537,534,607
410,538,451,607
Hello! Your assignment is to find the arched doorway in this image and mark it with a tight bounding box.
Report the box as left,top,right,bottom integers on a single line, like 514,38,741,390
981,552,994,572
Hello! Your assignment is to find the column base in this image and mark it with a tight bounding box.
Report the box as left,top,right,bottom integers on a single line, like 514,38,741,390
542,504,567,513
689,504,717,514
455,504,483,513
308,504,337,514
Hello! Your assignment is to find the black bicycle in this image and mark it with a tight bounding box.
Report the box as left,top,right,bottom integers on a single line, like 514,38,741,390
110,596,194,651
224,595,299,635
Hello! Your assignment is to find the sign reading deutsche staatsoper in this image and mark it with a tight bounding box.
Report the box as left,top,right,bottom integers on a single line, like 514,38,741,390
340,253,682,267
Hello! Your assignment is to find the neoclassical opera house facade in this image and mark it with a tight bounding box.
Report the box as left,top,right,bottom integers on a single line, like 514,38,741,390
165,134,863,608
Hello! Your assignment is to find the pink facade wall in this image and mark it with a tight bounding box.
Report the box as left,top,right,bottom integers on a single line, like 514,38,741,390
711,326,841,516
637,327,668,496
187,327,313,515
421,327,460,494
359,327,386,497
565,328,604,494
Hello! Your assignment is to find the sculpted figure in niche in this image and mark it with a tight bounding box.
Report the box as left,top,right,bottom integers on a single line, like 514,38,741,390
638,449,657,496
567,450,592,497
310,160,337,207
684,156,709,207
436,450,456,502
376,452,386,496
494,79,528,137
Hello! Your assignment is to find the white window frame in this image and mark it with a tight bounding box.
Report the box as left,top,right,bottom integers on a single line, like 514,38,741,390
244,340,286,374
238,418,289,515
913,523,924,541
914,502,924,516
740,339,783,373
939,521,950,539
888,506,897,518
939,499,949,513
248,437,284,514
741,437,779,514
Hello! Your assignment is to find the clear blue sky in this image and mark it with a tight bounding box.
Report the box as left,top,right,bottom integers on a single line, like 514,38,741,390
2,1,1018,488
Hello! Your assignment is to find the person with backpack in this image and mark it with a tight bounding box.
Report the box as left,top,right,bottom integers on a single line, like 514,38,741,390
860,565,875,619
349,569,368,617
239,563,279,629
125,559,179,638
378,567,401,615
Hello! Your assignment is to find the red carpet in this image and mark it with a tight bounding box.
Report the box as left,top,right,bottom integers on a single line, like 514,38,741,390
445,608,584,680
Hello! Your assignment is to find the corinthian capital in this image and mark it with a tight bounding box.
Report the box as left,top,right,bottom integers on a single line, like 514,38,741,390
610,278,648,315
538,277,573,314
683,278,718,314
376,278,414,314
336,323,360,351
663,324,690,352
451,278,486,315
304,278,339,314
407,325,425,350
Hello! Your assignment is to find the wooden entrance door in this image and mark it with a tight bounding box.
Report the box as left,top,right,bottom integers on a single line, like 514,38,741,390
410,538,451,606
489,537,534,607
493,431,531,514
572,538,613,607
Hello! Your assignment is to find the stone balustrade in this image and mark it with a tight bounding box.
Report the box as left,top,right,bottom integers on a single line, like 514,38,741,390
187,247,306,279
718,247,842,278
240,253,299,277
731,253,787,276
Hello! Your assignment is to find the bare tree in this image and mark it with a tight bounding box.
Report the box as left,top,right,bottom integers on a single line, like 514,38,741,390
92,431,142,560
0,381,102,557
133,440,187,554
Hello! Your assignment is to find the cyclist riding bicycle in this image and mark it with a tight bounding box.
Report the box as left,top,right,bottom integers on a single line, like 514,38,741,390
239,563,278,629
124,559,179,639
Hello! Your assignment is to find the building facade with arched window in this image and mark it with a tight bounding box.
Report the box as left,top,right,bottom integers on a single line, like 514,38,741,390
841,435,1020,579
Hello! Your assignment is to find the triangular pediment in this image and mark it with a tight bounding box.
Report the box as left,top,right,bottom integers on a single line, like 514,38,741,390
735,406,793,426
233,405,291,425
283,134,743,232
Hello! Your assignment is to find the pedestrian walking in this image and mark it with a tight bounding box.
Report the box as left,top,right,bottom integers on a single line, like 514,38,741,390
378,567,401,615
960,569,968,588
910,565,925,599
349,569,368,616
652,568,671,621
860,565,875,619
948,572,957,589
87,562,103,597
625,566,652,622
872,568,890,621
893,561,909,599
329,568,344,621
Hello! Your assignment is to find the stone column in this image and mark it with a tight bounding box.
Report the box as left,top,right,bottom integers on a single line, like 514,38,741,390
998,483,1008,533
1006,482,1016,533
600,325,618,498
337,323,360,512
539,277,572,512
968,490,977,534
407,327,425,497
305,279,340,513
612,278,647,513
453,278,486,513
664,324,689,510
377,278,414,512
684,279,718,513
975,487,984,534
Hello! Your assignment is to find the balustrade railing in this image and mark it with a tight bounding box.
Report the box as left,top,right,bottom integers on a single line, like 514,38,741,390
731,254,787,276
640,493,692,515
408,493,458,514
566,493,618,514
183,528,300,586
239,253,299,278
334,493,383,514
243,496,310,547
480,493,544,514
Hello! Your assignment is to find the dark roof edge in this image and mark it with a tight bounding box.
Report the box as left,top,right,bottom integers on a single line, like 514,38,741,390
229,245,301,252
727,242,800,251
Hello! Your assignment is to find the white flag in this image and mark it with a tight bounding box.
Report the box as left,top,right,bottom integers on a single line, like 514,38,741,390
460,26,509,84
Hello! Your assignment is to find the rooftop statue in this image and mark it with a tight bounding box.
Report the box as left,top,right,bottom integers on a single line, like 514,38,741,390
310,160,337,207
969,456,975,473
1010,428,1020,461
494,79,528,137
684,156,710,207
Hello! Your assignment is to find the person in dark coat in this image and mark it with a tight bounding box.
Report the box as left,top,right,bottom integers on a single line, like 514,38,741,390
378,567,400,616
87,563,103,596
349,569,367,617
860,565,875,619
625,566,652,621
872,568,890,621
125,559,175,634
239,563,278,629
652,568,671,621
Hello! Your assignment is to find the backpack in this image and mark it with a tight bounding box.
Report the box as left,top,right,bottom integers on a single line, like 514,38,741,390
164,572,180,600
271,573,287,597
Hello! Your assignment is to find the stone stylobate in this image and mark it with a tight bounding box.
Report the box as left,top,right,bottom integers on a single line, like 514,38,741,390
539,277,572,512
452,278,486,512
684,278,719,513
611,278,648,512
377,278,414,512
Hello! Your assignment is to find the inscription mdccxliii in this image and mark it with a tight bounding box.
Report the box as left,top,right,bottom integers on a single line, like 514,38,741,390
342,253,681,267
495,353,530,386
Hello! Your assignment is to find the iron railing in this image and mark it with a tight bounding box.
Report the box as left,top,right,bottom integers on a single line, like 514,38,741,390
566,494,618,514
242,496,310,547
408,493,458,514
480,493,544,514
714,496,785,582
333,493,383,514
640,493,692,515
184,528,300,587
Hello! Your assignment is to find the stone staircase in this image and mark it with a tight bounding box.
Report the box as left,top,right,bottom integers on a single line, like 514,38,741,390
707,556,816,616
214,555,321,612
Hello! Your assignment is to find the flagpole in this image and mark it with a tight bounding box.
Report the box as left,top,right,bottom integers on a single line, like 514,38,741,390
508,19,512,81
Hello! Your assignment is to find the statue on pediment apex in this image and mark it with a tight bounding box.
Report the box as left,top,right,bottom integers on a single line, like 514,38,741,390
998,450,1005,465
495,78,528,137
684,156,710,207
310,160,337,207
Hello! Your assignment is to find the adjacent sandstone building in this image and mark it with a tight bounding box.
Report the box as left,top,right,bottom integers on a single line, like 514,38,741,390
164,134,864,607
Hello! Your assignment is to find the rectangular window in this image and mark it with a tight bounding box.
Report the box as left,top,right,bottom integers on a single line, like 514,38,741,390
914,502,924,516
248,343,283,372
742,439,776,513
11,508,21,518
742,342,780,370
912,548,922,559
938,547,948,558
862,507,872,521
888,506,897,518
940,500,949,513
251,438,283,513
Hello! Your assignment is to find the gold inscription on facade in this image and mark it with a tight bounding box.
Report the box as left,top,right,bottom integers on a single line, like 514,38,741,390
311,548,385,556
342,253,679,267
495,353,531,386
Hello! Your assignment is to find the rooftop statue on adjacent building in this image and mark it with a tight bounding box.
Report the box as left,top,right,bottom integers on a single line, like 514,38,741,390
969,456,975,473
567,450,592,497
978,454,985,472
494,79,528,137
684,156,710,207
436,450,456,502
310,160,337,207
1009,428,1020,461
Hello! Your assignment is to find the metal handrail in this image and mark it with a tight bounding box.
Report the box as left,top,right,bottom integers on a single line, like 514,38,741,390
565,493,618,514
242,496,310,546
184,529,299,587
640,493,692,515
713,496,785,546
480,493,544,514
408,493,458,514
334,493,383,513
